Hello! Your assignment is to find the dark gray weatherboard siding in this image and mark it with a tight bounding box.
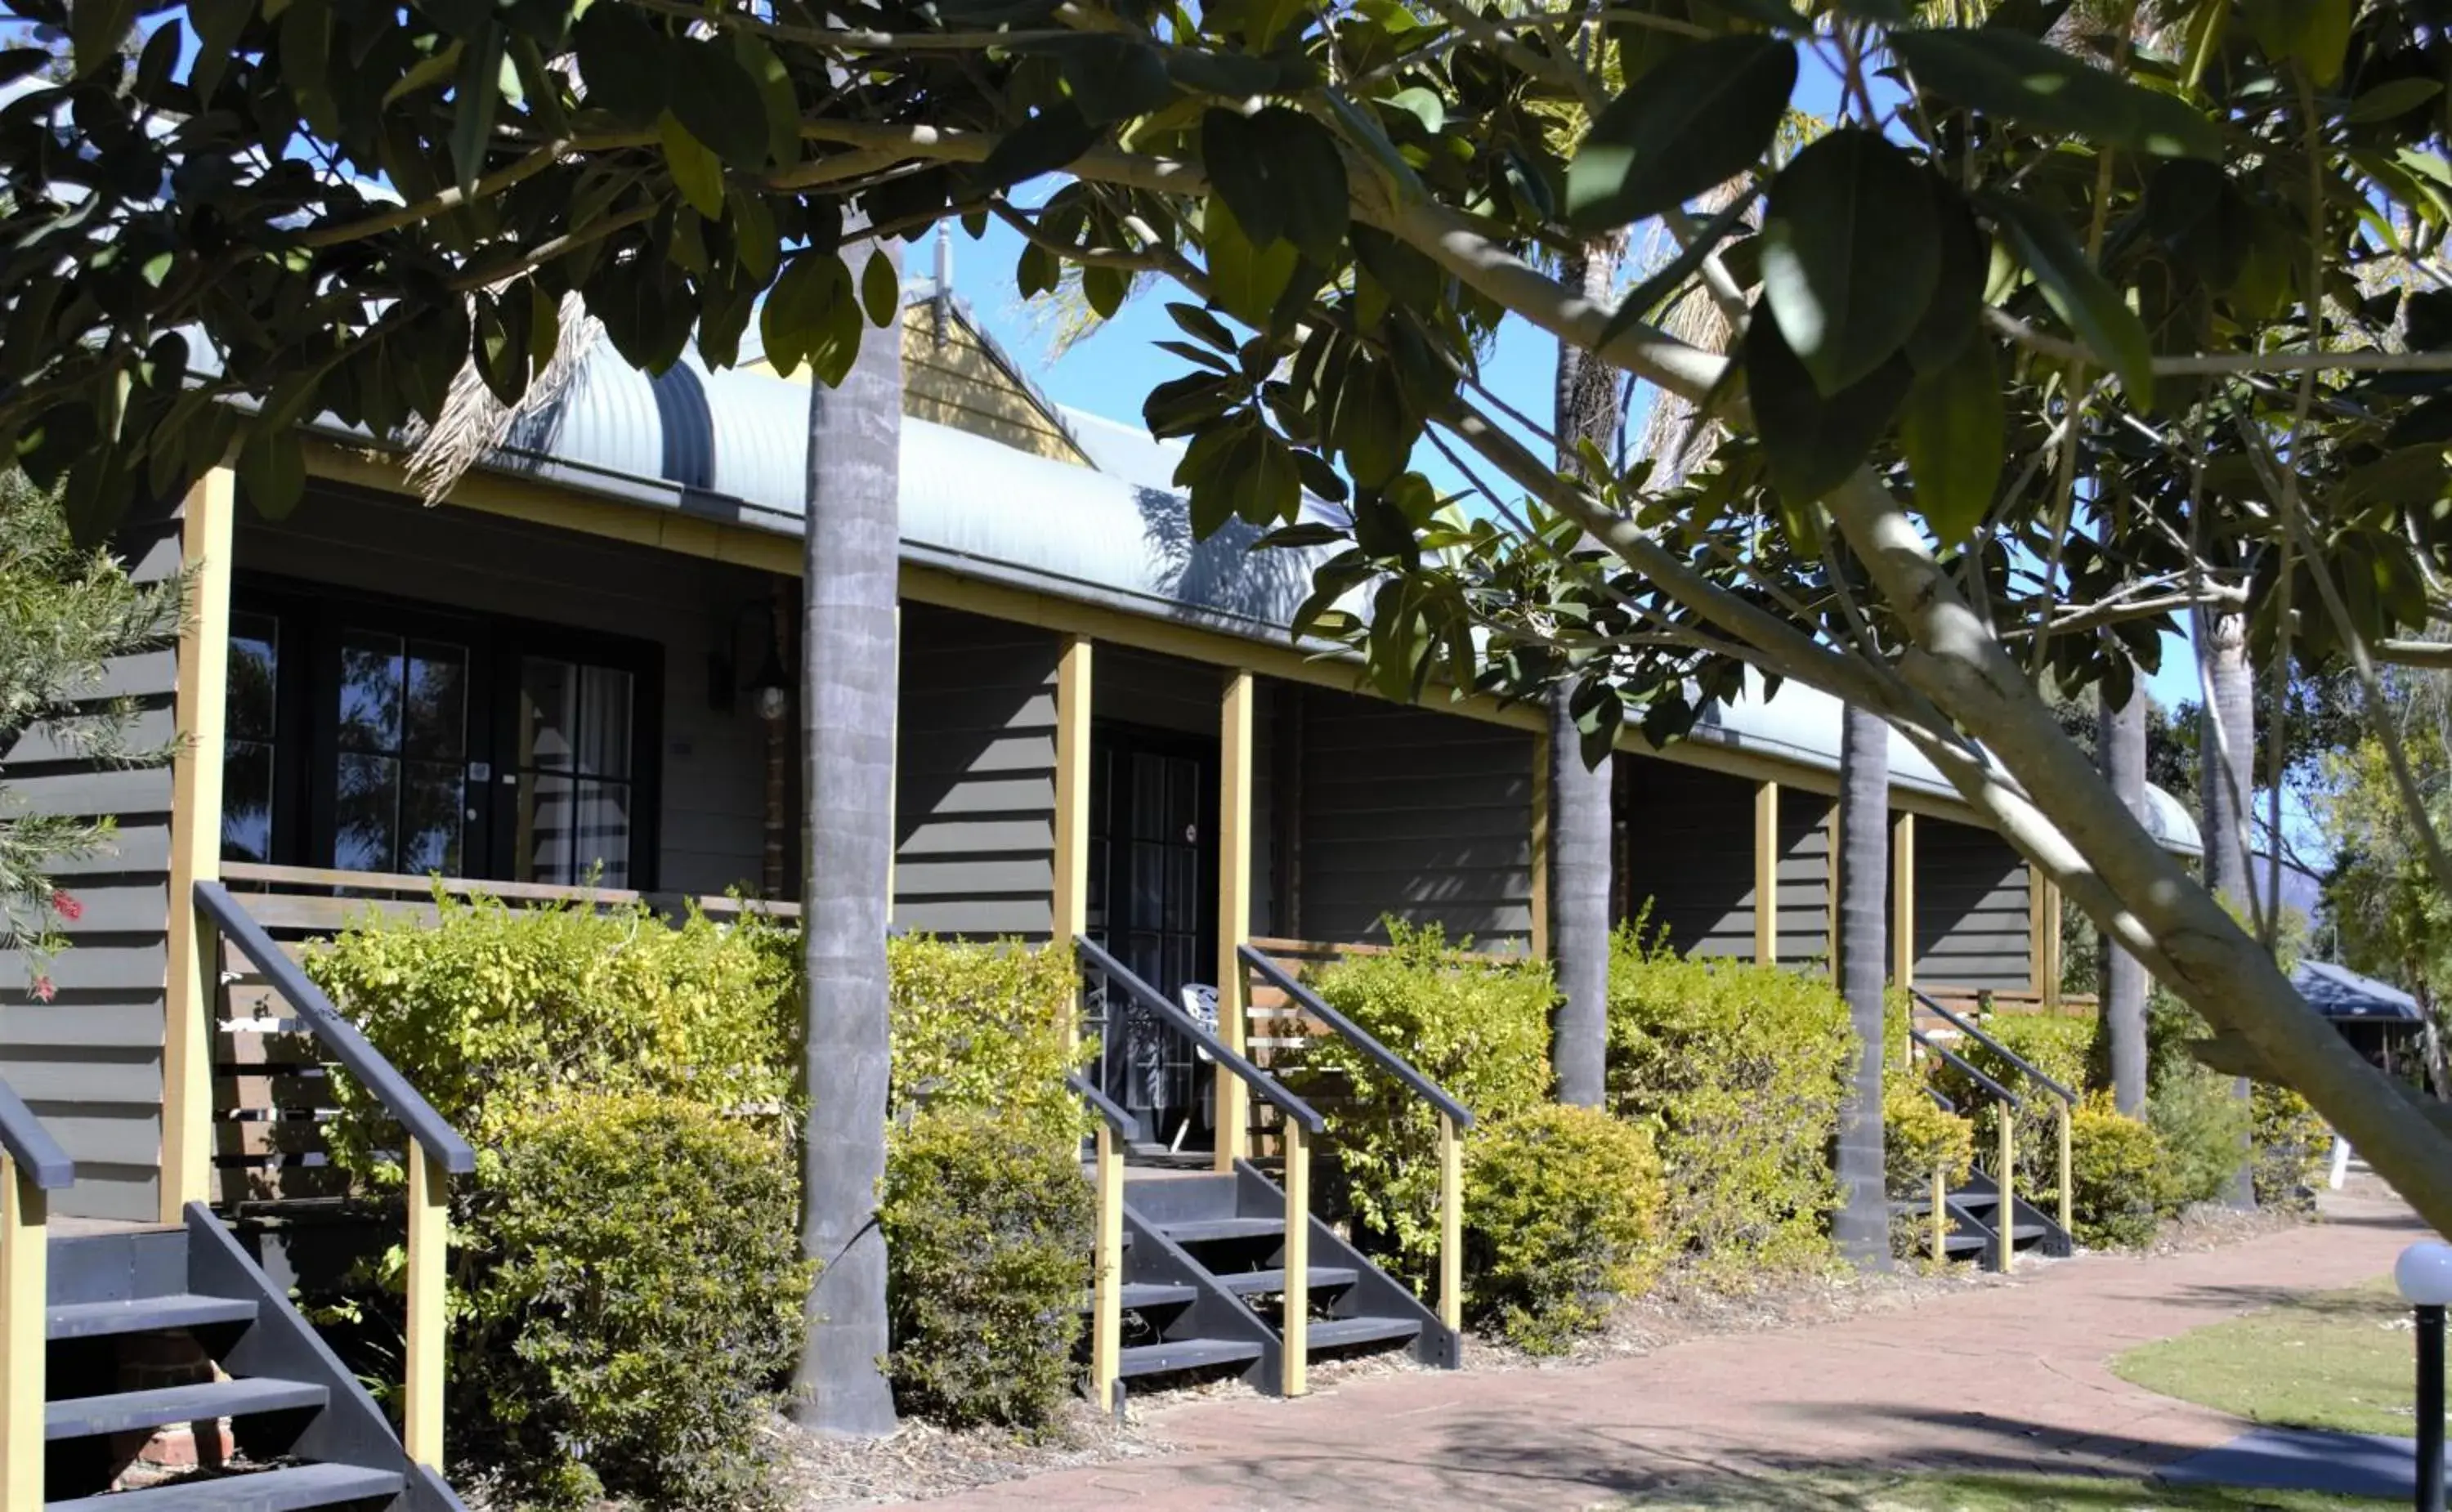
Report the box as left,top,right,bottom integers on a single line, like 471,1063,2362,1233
1618,758,1756,958
1779,793,1836,970
894,603,1061,939
1292,687,1534,951
1913,816,2033,991
0,497,182,1221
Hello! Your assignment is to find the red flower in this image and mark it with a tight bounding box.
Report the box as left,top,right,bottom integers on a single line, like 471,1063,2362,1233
30,976,56,1003
51,889,81,923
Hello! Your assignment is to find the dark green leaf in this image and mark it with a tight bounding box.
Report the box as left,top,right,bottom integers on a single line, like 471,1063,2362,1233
1258,520,1347,548
1984,192,2155,401
1903,191,1986,372
1202,195,1300,329
1565,35,1796,233
573,6,671,127
449,21,506,195
1888,29,2220,161
978,104,1102,190
1166,302,1238,354
383,38,465,108
1387,87,1443,135
760,251,850,377
1761,129,1939,396
1175,414,1300,532
1291,449,1348,502
1246,0,1312,52
1745,314,1913,501
1331,355,1414,490
1203,108,1282,248
1899,335,2003,544
239,427,305,520
280,0,339,139
1083,263,1130,319
1143,373,1240,437
71,0,136,78
861,248,900,327
658,111,727,221
1166,49,1299,100
1058,34,1172,125
729,188,780,284
1202,105,1346,258
188,0,253,101
2349,77,2441,124
1323,87,1425,206
669,38,770,169
732,31,802,166
2386,396,2452,449
0,47,47,88
2239,0,2351,87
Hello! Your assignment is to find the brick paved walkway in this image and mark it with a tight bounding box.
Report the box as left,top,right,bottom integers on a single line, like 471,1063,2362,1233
913,1186,2429,1510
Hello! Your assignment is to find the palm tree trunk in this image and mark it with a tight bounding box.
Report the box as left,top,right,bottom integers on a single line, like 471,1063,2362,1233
2100,677,2149,1115
790,243,903,1438
1834,703,1890,1268
1546,237,1622,1107
2199,608,2259,1205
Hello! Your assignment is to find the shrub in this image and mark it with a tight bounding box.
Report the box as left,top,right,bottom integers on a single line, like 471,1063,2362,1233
2142,990,2253,1212
2069,1094,2163,1250
879,1107,1094,1429
1883,1084,1973,1261
460,1094,809,1510
1462,1105,1664,1353
1605,924,1851,1277
1291,922,1555,1282
887,932,1084,1143
307,892,796,1176
2252,1083,2331,1214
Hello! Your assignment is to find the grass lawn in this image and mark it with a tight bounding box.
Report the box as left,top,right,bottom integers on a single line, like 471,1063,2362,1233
2111,1277,2433,1438
1608,1469,2388,1509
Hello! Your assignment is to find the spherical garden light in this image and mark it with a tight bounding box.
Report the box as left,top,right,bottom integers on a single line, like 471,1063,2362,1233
2396,1241,2452,1512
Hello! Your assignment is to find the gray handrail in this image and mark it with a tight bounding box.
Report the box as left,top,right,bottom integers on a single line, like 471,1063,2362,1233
1239,944,1474,1129
194,881,477,1176
1914,990,2077,1104
1066,1071,1134,1138
1073,937,1325,1135
0,1074,73,1190
1911,1027,2025,1112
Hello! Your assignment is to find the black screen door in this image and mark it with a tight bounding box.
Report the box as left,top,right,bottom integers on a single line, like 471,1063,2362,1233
1087,724,1217,1143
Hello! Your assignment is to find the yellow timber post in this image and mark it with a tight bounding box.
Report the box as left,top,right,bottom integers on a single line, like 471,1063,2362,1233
1994,1105,2016,1273
1528,732,1551,960
1052,637,1094,955
1929,1163,1946,1266
2034,872,2065,1005
1,1156,44,1512
1281,1119,1310,1397
2056,1100,2074,1236
1754,781,1779,964
403,1141,448,1469
1090,1117,1123,1413
1890,811,1917,991
163,467,234,1222
1215,669,1254,1172
1437,1111,1463,1335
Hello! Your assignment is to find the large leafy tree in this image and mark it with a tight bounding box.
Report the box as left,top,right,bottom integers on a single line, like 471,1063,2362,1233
17,0,2452,1329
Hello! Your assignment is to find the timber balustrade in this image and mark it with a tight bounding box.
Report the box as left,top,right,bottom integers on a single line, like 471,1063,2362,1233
1072,937,1327,1396
1915,989,2078,1239
190,880,477,1472
1066,1072,1133,1416
0,1074,73,1511
1910,1027,2025,1272
1237,944,1475,1339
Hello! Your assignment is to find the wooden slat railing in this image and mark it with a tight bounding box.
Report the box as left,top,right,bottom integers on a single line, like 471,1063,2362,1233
1910,1026,2025,1273
1917,989,2078,1240
192,881,475,1472
0,1075,71,1511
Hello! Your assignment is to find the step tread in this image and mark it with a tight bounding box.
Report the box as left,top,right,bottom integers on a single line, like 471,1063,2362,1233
1117,1282,1199,1310
1116,1337,1267,1376
44,1462,406,1511
1944,1233,1989,1254
1307,1315,1423,1349
1155,1217,1284,1244
47,1293,260,1341
47,1377,329,1441
1216,1266,1360,1296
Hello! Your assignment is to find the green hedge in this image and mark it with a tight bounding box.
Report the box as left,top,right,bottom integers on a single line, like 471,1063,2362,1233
2253,1083,2331,1214
2069,1093,2163,1250
880,933,1090,1427
1463,1104,1665,1353
1605,924,1850,1278
881,1105,1093,1429
2143,991,2253,1213
1295,922,1555,1284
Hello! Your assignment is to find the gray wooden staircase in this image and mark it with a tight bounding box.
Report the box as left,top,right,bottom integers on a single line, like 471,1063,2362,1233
1900,1164,2074,1264
38,1208,462,1511
1096,1164,1456,1395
